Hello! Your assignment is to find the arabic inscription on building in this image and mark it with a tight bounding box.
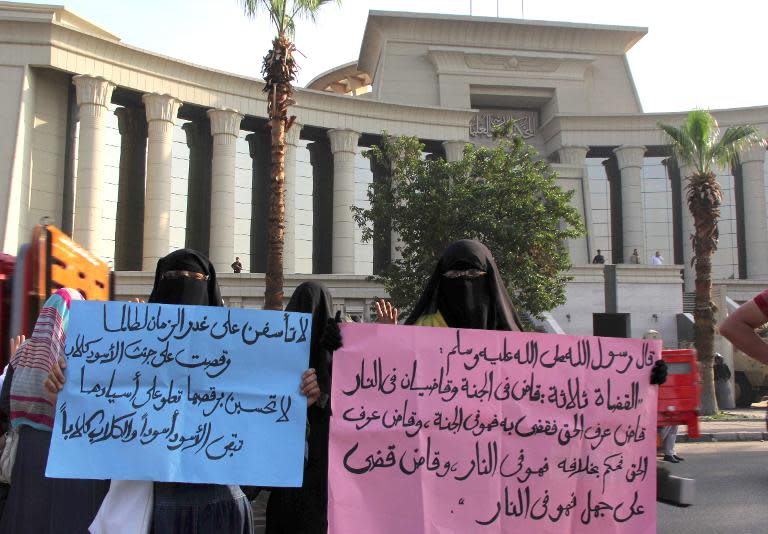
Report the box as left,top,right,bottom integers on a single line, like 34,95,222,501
469,110,537,139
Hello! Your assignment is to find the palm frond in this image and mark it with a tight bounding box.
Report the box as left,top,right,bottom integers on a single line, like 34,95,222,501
291,0,340,23
240,0,289,34
658,122,698,172
657,110,763,177
241,0,258,15
242,0,339,36
686,109,718,173
711,125,764,169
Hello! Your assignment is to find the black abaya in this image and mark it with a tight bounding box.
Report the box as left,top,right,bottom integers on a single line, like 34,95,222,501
266,282,334,534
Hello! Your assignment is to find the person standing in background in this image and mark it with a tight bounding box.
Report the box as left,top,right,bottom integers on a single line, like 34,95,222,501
45,250,322,534
651,251,664,265
266,281,338,534
231,257,243,273
630,249,640,264
592,249,605,264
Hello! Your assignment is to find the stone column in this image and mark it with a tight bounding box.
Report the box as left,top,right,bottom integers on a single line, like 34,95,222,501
740,146,768,278
142,93,181,269
207,108,242,272
284,123,302,274
558,145,592,265
328,129,361,274
182,119,212,256
114,107,147,271
614,145,646,264
72,75,115,256
442,140,466,163
678,163,696,291
246,129,270,273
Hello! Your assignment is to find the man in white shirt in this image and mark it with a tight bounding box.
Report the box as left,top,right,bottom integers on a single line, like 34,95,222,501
651,251,664,265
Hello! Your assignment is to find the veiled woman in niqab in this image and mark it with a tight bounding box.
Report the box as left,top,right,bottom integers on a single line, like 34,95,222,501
42,250,323,533
405,239,523,330
397,240,667,384
266,281,334,534
147,249,253,534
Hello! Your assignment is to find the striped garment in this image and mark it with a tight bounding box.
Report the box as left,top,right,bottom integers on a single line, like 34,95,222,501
9,288,82,431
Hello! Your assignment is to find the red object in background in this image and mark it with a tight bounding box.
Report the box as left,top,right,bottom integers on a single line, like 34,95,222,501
0,226,111,370
0,253,15,368
658,349,701,438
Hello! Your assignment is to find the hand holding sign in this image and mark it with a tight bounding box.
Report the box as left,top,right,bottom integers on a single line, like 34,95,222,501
44,356,66,401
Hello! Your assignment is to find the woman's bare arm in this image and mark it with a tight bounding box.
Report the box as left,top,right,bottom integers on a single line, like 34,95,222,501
719,300,768,365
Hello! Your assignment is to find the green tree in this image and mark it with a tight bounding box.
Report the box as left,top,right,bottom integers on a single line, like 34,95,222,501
353,128,585,321
241,0,339,310
659,110,764,415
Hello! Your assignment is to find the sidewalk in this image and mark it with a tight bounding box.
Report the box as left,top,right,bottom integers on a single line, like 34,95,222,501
677,406,768,443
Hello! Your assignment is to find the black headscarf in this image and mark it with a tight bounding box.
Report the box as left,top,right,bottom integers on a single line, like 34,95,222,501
285,281,333,403
405,240,523,331
148,249,222,307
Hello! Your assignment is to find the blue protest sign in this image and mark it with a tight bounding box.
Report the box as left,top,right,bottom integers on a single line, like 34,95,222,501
45,301,311,486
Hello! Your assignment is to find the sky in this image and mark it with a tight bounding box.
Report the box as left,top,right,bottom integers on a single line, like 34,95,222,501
16,0,768,112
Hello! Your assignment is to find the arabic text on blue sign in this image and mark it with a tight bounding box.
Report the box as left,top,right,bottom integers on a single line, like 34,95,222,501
45,301,311,486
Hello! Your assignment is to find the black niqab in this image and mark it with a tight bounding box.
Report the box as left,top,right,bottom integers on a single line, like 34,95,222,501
148,249,222,307
405,240,523,331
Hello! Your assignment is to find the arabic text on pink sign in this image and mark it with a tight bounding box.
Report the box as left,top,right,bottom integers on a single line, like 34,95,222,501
329,324,659,534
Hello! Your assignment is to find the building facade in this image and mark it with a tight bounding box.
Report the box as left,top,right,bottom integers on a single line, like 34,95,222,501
1,4,767,345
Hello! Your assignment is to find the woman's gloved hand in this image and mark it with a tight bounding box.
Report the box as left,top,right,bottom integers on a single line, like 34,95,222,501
650,359,668,385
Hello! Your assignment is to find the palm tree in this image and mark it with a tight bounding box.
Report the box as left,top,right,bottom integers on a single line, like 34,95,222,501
659,110,764,415
241,0,339,310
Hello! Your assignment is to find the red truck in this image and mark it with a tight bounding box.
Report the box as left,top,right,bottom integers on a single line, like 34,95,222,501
659,348,701,438
0,224,111,368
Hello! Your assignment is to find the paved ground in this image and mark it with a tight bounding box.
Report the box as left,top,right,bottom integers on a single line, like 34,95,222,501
658,442,768,534
678,405,768,442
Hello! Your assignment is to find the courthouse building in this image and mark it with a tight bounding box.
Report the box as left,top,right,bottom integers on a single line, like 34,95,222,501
1,3,767,344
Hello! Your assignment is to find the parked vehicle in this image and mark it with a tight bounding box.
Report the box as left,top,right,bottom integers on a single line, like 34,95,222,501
0,224,111,368
733,347,768,407
658,348,700,438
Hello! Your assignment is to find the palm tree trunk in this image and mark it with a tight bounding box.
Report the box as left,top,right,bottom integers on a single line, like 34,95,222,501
262,34,296,311
689,171,722,416
693,248,718,415
265,106,286,310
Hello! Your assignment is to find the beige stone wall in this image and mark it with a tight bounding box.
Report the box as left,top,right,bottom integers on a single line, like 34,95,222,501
2,65,33,254
549,265,605,336
294,140,315,274
377,42,441,106
27,69,68,231
582,55,642,114
615,265,683,346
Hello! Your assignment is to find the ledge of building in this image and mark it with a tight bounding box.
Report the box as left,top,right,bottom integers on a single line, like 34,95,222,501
615,264,683,284
114,271,388,300
566,264,683,284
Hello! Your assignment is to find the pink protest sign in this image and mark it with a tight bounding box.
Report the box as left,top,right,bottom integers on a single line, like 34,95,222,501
329,324,659,534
